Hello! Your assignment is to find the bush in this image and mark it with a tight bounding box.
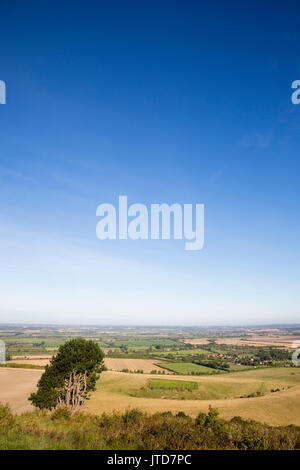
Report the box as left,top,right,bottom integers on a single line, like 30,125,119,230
51,407,71,421
0,403,300,450
0,403,14,427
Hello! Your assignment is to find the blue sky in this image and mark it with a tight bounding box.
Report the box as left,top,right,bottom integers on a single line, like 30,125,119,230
0,1,300,325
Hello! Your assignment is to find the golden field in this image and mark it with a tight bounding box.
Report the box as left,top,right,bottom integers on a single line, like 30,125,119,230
6,357,167,372
1,366,300,426
185,334,300,348
104,358,167,373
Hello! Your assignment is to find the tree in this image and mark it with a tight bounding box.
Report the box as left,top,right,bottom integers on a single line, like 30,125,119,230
29,338,104,413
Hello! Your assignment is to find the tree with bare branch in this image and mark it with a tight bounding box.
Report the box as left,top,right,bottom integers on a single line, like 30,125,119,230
56,370,88,414
29,339,105,412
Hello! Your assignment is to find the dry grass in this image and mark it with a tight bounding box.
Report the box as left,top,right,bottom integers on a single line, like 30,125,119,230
2,365,300,427
85,368,300,426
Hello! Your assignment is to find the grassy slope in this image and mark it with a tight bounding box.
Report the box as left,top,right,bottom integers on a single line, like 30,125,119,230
0,404,300,450
1,366,300,427
85,368,300,426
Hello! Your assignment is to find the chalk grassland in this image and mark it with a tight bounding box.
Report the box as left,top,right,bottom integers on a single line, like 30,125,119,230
85,368,300,426
1,367,300,426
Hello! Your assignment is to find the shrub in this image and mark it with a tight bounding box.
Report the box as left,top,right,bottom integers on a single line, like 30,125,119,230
0,403,300,450
51,407,71,421
0,403,14,427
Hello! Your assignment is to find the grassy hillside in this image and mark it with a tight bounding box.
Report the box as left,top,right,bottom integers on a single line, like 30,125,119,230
85,368,300,426
0,403,299,450
1,367,300,427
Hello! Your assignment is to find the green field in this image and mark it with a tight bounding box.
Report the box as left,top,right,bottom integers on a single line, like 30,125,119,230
112,339,177,348
157,362,217,374
152,348,210,356
149,378,198,391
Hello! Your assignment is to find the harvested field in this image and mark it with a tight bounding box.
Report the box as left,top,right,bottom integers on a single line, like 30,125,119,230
183,338,209,345
215,335,300,348
9,359,50,366
104,358,167,373
185,335,300,348
0,368,42,413
8,357,168,372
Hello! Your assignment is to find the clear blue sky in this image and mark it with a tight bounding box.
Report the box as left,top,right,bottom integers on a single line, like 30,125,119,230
0,1,300,325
